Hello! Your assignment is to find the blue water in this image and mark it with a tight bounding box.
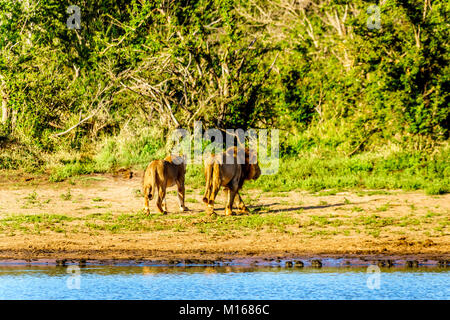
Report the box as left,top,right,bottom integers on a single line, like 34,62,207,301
0,265,448,300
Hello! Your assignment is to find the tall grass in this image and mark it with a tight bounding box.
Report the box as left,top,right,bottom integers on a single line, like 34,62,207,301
246,148,450,194
41,145,450,195
4,123,449,195
47,126,166,181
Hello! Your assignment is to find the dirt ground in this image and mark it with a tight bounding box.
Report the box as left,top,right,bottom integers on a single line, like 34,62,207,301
0,170,448,263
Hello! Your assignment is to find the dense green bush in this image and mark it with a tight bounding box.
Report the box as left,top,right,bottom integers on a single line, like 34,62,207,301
0,0,448,192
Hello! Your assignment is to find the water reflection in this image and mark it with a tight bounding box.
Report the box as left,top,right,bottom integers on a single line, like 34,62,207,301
0,265,448,300
0,264,447,276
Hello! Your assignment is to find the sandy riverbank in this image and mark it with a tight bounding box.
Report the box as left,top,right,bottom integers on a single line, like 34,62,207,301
0,171,448,263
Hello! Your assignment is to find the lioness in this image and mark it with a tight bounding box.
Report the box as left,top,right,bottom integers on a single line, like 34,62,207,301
142,154,188,215
202,147,261,216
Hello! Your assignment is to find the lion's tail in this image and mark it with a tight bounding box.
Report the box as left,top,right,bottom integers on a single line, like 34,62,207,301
143,163,158,201
202,164,213,204
150,166,159,201
211,162,221,196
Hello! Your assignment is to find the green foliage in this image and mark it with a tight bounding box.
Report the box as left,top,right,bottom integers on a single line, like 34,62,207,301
247,147,450,192
0,0,448,191
94,127,165,171
49,159,96,182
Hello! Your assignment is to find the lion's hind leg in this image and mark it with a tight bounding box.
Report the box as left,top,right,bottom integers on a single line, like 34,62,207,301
177,180,188,212
236,192,250,214
156,191,166,215
156,185,167,215
225,185,238,216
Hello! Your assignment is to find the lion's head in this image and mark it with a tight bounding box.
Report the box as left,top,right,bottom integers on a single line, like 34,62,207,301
244,148,261,181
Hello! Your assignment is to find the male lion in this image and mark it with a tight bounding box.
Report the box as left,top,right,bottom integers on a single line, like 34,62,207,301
142,154,188,215
202,147,261,216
